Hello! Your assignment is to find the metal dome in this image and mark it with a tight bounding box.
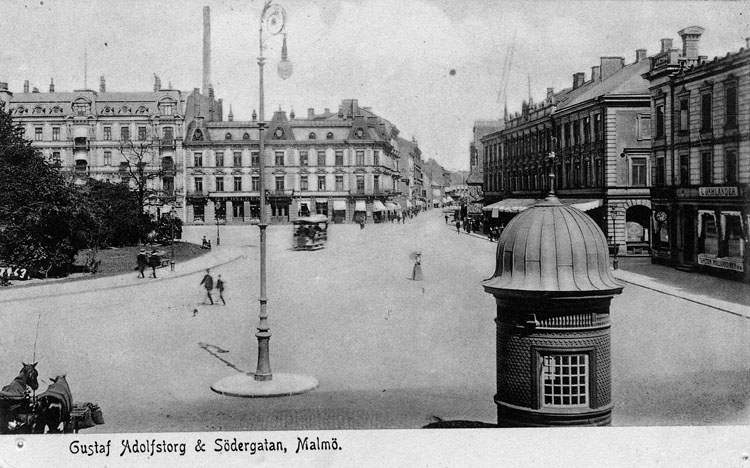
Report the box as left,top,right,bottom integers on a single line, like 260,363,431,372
482,194,623,297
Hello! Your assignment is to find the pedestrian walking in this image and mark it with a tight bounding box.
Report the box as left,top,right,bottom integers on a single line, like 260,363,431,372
136,248,147,278
445,214,448,224
411,251,423,281
148,249,159,278
216,274,226,305
455,219,461,233
200,268,214,305
359,217,365,230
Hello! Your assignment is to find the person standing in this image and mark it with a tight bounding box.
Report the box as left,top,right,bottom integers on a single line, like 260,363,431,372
200,269,214,305
411,252,423,281
216,274,226,305
455,219,461,233
444,214,448,224
136,249,147,278
148,249,160,278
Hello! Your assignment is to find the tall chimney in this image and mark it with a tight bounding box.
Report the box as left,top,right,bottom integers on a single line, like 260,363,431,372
100,75,106,92
600,57,625,80
308,108,314,118
635,49,647,62
49,78,55,93
23,80,29,93
746,37,750,49
154,74,161,91
678,26,705,59
591,66,600,81
32,87,39,93
660,38,673,52
573,72,585,89
202,6,211,95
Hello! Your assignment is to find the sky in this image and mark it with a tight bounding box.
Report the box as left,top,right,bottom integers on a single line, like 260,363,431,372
1,0,748,171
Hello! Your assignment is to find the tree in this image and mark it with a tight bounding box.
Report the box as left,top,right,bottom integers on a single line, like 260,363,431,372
117,137,164,242
0,108,92,277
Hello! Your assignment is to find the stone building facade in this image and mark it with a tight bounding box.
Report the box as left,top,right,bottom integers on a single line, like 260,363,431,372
643,28,750,279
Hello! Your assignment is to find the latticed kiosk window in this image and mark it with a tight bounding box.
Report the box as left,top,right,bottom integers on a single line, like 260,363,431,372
541,354,589,407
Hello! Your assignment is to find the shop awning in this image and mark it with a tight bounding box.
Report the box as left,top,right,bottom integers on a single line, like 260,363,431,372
482,198,602,213
385,201,400,211
372,200,386,212
333,200,347,211
446,196,454,202
355,200,367,212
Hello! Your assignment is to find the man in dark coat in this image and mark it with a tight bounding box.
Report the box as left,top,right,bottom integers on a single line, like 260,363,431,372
216,274,226,305
200,269,214,305
455,219,461,234
148,249,159,278
136,249,147,278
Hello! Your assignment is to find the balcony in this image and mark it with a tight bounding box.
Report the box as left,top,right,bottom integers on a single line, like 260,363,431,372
73,137,89,150
156,137,176,149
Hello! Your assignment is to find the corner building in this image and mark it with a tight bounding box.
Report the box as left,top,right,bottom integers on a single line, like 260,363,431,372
643,28,750,279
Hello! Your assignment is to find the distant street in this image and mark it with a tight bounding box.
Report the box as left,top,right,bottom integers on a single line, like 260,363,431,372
0,210,748,432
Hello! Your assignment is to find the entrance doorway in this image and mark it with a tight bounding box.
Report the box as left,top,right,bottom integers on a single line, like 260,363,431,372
625,205,651,255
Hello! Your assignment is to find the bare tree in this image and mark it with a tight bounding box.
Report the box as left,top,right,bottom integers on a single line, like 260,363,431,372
117,137,164,242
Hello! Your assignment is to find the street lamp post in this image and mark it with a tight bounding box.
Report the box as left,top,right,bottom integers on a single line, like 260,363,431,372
163,203,176,271
215,203,221,246
211,0,317,397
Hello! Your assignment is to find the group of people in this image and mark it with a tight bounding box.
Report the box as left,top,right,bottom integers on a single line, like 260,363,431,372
136,248,162,278
199,268,225,306
201,236,212,250
452,217,504,241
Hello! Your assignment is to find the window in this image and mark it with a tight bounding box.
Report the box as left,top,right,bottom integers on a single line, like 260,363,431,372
300,151,308,166
138,126,147,140
594,159,602,187
193,204,205,222
194,177,203,193
317,151,326,166
317,175,326,191
725,83,738,128
656,156,665,187
356,175,365,193
103,127,112,140
275,175,285,191
215,152,224,167
163,177,174,193
251,151,259,167
680,153,690,186
655,105,665,138
52,127,60,141
541,354,589,407
701,151,712,185
701,93,712,131
356,150,364,165
233,152,242,167
121,126,130,141
373,175,380,191
300,175,308,190
638,115,651,140
234,176,242,192
163,127,174,141
374,150,380,166
309,132,316,140
104,151,112,166
630,157,647,186
275,151,284,166
327,132,334,140
225,132,232,140
243,132,250,140
335,150,344,166
725,150,738,184
52,151,61,163
252,175,260,191
193,152,203,167
335,175,344,191
216,176,224,192
34,127,42,141
73,101,89,116
161,102,174,115
564,123,570,147
583,117,590,144
679,99,689,132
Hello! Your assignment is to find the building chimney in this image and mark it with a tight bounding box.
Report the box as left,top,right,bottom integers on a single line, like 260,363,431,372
324,108,330,114
635,49,647,62
23,80,29,93
678,26,705,59
100,75,106,92
0,82,8,91
228,105,234,122
746,37,750,49
202,6,211,95
660,38,673,52
308,108,314,118
573,72,585,89
154,74,161,91
49,78,55,93
32,87,39,93
252,109,257,121
546,87,555,98
600,57,625,80
591,66,600,81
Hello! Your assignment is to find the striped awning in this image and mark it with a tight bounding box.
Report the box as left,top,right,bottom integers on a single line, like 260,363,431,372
483,198,602,213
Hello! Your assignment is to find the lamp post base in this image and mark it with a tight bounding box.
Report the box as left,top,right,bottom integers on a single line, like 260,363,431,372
211,373,318,398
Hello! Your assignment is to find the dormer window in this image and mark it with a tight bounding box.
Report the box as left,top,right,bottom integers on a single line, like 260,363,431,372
327,132,334,140
159,99,175,116
243,132,250,140
73,99,90,116
120,105,131,114
309,132,316,140
50,106,63,115
225,132,232,140
274,128,285,139
102,106,114,115
355,128,364,138
193,129,204,141
136,106,148,114
14,106,26,115
32,106,44,114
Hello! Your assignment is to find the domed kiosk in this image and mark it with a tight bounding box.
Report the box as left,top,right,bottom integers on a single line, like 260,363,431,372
482,187,623,427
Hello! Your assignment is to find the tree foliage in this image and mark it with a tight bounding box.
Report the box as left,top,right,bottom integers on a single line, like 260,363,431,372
0,108,93,277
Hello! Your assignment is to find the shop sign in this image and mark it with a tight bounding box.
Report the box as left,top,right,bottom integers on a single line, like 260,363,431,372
698,186,738,197
697,254,744,272
0,266,30,280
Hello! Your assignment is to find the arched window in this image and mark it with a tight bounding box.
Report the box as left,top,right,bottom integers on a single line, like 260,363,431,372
243,132,250,140
193,129,204,141
225,132,232,140
309,132,316,140
326,132,334,140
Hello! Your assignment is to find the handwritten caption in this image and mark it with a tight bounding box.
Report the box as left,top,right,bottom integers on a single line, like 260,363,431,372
68,436,343,458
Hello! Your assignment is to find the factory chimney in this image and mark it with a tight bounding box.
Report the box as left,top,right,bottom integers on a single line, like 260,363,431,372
202,6,211,95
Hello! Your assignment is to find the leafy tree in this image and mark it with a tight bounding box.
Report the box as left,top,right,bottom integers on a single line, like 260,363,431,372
0,108,92,277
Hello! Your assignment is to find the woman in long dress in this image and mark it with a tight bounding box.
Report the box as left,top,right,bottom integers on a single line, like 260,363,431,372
411,252,423,281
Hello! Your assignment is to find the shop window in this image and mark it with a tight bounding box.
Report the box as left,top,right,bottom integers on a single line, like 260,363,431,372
234,201,246,220
540,354,589,408
699,212,719,256
193,204,205,222
215,201,226,221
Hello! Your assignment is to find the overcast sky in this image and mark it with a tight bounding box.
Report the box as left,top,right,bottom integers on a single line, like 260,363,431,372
1,0,748,171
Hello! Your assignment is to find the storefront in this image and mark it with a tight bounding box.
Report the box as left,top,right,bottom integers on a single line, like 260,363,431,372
372,200,386,223
332,200,347,224
353,200,367,223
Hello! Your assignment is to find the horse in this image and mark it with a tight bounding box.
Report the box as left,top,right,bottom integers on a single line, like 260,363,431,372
35,375,73,434
0,363,39,434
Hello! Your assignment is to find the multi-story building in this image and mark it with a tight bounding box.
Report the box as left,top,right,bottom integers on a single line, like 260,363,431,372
483,48,654,256
0,76,209,221
183,99,402,224
469,119,503,204
643,28,749,279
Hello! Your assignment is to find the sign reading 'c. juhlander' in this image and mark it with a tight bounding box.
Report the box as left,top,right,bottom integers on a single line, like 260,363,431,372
699,186,738,197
